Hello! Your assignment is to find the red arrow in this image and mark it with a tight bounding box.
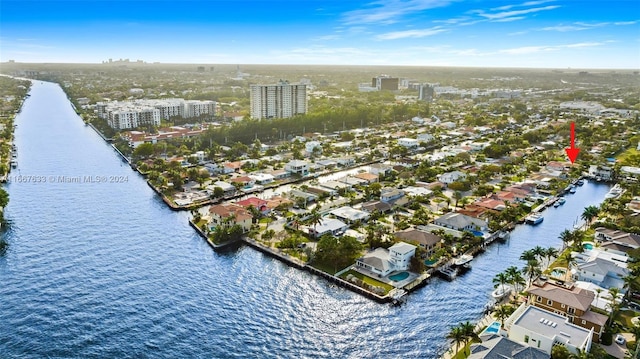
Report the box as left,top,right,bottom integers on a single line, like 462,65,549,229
565,122,580,164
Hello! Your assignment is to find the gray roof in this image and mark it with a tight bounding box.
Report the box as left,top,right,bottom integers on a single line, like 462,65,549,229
578,257,629,277
358,248,391,272
469,335,549,359
394,229,442,247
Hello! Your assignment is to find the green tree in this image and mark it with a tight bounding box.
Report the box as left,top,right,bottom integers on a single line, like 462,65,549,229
0,188,9,208
559,229,574,250
133,143,155,159
523,260,542,287
446,326,465,358
581,205,600,226
494,305,514,328
551,345,571,359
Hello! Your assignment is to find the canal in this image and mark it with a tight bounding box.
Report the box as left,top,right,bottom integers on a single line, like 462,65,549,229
0,81,611,358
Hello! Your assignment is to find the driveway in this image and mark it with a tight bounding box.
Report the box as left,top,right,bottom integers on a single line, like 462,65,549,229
601,333,632,359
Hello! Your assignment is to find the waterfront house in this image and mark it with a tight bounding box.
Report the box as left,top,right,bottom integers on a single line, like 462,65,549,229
433,212,488,232
594,227,640,250
248,173,274,185
355,242,416,277
388,242,416,270
468,334,548,359
211,181,235,195
208,204,252,233
393,229,441,258
284,160,310,176
527,281,607,342
574,257,629,292
504,304,592,355
588,165,613,181
230,176,255,189
356,248,393,277
308,218,348,238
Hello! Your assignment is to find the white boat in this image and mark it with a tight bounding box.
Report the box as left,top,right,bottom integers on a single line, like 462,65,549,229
569,185,577,194
491,284,513,300
605,184,623,199
553,201,561,208
526,213,544,225
558,198,566,205
454,254,473,266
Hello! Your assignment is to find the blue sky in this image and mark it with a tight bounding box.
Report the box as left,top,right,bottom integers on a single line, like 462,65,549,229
1,0,639,68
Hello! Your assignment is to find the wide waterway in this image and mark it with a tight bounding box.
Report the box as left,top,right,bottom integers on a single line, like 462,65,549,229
0,81,611,358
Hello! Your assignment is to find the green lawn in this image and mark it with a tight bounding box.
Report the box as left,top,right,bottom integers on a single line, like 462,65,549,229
452,337,482,359
616,309,639,329
339,269,394,294
618,148,640,166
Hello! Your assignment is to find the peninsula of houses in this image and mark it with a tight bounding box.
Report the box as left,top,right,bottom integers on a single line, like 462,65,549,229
6,63,640,357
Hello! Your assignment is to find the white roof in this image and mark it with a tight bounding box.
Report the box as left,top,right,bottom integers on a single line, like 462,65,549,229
388,242,416,255
330,206,370,222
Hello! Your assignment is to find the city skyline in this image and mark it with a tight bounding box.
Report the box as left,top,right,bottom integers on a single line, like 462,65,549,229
1,0,639,69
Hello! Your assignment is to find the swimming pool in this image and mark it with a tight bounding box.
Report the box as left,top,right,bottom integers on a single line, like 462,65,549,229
550,267,567,278
485,321,501,334
583,243,594,250
389,271,410,281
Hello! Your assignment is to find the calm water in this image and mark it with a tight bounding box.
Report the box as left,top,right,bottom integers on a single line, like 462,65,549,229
0,81,611,358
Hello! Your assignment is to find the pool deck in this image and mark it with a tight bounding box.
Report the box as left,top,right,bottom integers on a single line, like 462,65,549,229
352,266,419,288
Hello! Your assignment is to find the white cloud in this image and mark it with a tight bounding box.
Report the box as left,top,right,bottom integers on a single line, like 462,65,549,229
475,5,560,21
342,0,453,25
499,42,604,54
493,16,526,22
376,27,446,40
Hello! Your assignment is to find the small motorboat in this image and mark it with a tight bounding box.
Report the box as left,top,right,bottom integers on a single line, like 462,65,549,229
491,284,513,300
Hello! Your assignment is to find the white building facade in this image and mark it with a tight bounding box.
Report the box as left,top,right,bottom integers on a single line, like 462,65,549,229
250,81,307,119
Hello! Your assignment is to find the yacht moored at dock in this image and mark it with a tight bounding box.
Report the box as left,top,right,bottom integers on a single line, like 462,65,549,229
525,213,544,225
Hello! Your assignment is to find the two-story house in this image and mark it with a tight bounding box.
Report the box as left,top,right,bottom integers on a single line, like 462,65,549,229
208,204,252,233
526,281,607,342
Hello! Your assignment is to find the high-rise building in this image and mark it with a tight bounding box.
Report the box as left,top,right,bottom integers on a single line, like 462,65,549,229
250,80,307,119
418,84,435,102
371,75,399,91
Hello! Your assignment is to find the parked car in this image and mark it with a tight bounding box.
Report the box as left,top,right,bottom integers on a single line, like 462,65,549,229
615,334,626,345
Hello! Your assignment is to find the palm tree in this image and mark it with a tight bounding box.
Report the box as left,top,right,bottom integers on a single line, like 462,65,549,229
595,288,603,308
531,245,546,263
460,321,477,356
493,272,509,290
523,260,542,287
446,326,465,358
581,205,600,226
607,287,622,324
307,209,323,237
558,251,576,273
494,305,513,328
544,247,559,269
505,267,526,294
630,324,640,359
559,229,573,250
519,249,537,263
